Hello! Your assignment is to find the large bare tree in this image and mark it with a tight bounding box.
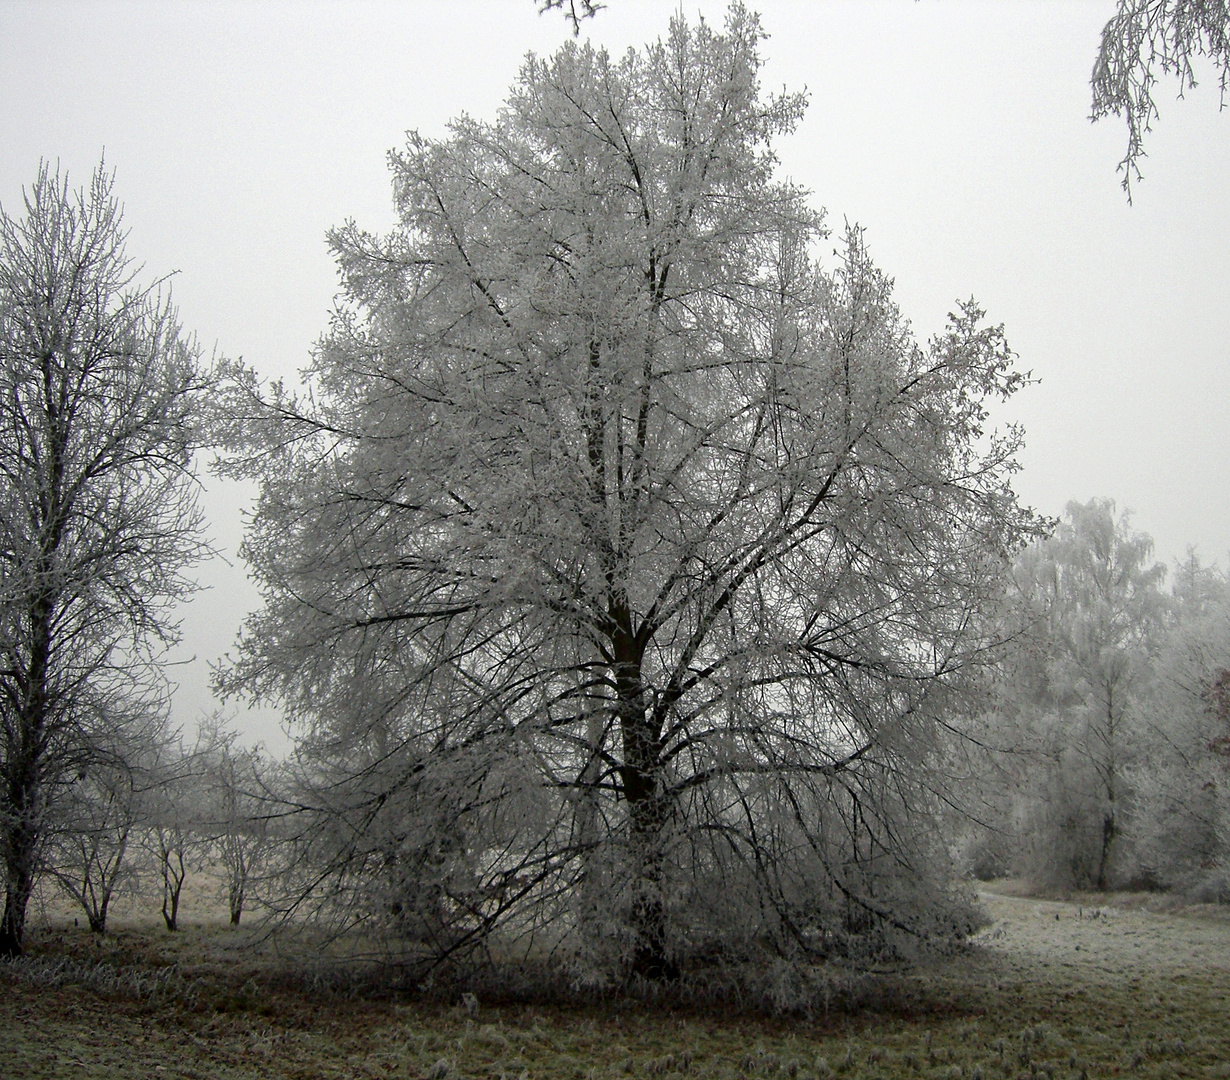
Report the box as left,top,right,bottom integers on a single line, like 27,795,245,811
0,163,212,956
220,8,1034,982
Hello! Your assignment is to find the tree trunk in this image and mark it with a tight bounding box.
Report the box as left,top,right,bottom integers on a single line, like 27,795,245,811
1096,693,1118,890
627,815,675,980
229,877,244,926
613,625,677,981
1,687,46,958
1097,808,1116,890
162,845,184,931
162,882,181,931
88,894,110,934
227,848,246,926
0,868,35,958
1,582,55,957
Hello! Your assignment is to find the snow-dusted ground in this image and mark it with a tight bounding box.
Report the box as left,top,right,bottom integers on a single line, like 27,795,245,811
971,888,1230,982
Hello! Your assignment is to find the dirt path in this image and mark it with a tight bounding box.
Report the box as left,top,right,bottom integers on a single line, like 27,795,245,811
971,888,1230,983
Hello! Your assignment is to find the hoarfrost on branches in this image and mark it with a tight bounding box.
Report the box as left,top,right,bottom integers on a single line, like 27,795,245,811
1092,0,1230,197
219,7,1035,982
0,162,212,957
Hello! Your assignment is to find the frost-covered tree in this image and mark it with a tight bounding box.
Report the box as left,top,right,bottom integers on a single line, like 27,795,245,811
198,717,271,927
0,163,212,956
47,702,171,933
220,8,1033,981
138,733,210,932
50,757,141,934
1092,0,1230,197
983,499,1167,889
1130,555,1230,895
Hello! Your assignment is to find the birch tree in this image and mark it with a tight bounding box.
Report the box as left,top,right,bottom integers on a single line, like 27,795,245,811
0,163,212,957
1130,556,1230,894
994,499,1166,889
1092,0,1230,197
220,8,1033,981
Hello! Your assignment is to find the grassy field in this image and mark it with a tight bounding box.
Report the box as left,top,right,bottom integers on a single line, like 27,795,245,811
3,887,1229,1080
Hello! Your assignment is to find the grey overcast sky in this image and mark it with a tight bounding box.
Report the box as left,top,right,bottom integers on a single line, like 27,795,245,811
2,1,1227,752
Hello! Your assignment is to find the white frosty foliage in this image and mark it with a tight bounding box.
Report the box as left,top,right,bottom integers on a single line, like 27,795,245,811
218,7,1033,980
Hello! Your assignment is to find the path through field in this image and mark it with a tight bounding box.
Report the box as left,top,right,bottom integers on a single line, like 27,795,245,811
971,887,1230,983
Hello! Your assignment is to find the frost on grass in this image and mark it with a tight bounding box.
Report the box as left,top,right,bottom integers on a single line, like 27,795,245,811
971,887,1230,981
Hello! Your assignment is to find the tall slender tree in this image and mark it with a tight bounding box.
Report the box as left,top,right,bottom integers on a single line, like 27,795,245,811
220,8,1034,980
0,163,211,956
1128,556,1230,892
994,499,1167,889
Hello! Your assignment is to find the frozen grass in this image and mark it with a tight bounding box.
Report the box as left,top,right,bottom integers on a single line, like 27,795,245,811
971,886,1230,983
4,887,1229,1079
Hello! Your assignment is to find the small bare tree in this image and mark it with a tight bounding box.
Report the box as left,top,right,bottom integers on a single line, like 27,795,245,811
139,733,209,932
151,814,193,931
51,761,139,934
198,716,271,927
0,162,212,957
48,703,170,932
